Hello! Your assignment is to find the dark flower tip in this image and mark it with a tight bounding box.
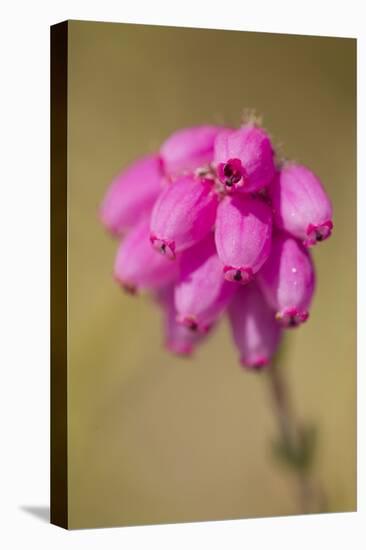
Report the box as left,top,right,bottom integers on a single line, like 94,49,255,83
217,158,248,190
276,308,309,328
304,220,333,247
113,274,137,295
240,356,269,371
177,315,199,332
150,235,176,260
223,266,254,284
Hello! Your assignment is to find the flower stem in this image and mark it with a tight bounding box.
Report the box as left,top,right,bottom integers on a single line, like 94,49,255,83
266,361,327,514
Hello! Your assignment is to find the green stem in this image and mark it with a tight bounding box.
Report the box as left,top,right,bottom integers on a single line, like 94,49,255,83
266,361,327,514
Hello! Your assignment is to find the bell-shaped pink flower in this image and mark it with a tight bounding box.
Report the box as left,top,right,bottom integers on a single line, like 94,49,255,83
100,154,164,236
114,219,178,293
270,164,333,247
214,124,275,193
150,175,218,259
160,125,223,177
257,233,315,328
228,282,282,369
215,195,272,284
156,286,206,356
174,235,237,332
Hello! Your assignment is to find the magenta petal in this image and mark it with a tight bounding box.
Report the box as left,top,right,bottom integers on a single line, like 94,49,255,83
114,219,179,292
270,164,333,247
228,282,282,369
150,175,218,256
215,195,273,281
174,235,237,332
156,285,206,356
160,126,224,177
257,233,315,328
100,154,164,236
214,124,275,193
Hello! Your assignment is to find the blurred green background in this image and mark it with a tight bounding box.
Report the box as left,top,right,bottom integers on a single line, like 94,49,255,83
67,20,356,528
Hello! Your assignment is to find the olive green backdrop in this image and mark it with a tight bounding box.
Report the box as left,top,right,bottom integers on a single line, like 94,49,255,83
67,20,356,528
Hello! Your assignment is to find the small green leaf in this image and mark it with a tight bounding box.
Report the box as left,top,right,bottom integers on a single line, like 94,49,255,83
271,424,317,473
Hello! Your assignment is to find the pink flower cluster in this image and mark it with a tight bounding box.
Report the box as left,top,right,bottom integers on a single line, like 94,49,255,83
100,123,333,369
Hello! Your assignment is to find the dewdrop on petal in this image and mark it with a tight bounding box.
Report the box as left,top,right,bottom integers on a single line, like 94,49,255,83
114,218,179,293
174,234,237,332
100,154,164,236
270,164,333,247
150,175,218,259
160,125,224,177
214,124,275,193
228,282,282,369
156,285,207,356
215,194,272,284
258,233,315,328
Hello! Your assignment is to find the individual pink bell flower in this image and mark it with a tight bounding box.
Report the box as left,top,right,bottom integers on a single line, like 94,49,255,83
114,219,178,293
156,286,206,356
214,124,275,193
257,233,315,328
160,125,223,177
150,175,218,259
100,154,164,236
215,195,273,284
270,164,333,247
174,235,237,332
228,282,282,369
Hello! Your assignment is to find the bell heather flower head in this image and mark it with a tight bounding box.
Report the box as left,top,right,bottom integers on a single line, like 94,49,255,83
257,233,316,328
228,281,282,368
214,124,275,192
100,154,164,236
155,285,208,357
150,174,218,259
175,234,236,332
101,119,333,370
114,218,179,293
160,125,223,177
215,194,272,283
269,164,333,247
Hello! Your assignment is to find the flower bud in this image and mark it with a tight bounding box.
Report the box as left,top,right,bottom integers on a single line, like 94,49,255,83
214,124,275,193
150,175,218,259
100,154,164,236
270,164,333,247
215,195,272,283
160,125,223,177
114,219,178,292
174,235,237,332
257,233,315,327
228,282,282,369
156,285,206,356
